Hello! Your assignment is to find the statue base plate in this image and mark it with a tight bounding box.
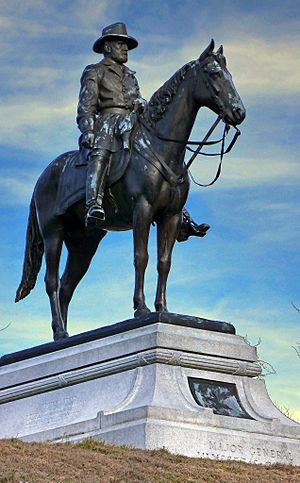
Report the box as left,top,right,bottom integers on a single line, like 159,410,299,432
0,313,299,465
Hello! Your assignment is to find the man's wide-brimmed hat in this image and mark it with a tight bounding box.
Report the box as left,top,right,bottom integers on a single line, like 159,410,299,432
93,22,138,54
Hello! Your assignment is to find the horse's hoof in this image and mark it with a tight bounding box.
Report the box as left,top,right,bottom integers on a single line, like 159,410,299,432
53,330,69,341
134,307,151,318
177,222,210,242
155,307,168,313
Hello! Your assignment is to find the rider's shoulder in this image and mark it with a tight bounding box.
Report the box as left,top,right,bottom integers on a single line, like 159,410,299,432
81,63,104,80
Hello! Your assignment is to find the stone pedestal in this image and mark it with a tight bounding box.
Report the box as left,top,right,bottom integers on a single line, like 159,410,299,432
0,313,299,465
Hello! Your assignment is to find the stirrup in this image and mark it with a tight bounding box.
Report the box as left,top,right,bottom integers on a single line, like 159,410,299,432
85,204,105,227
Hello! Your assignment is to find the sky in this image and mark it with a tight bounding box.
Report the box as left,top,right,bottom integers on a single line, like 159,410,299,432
0,0,299,420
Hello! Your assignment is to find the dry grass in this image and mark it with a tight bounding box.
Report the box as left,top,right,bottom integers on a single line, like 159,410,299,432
0,439,299,483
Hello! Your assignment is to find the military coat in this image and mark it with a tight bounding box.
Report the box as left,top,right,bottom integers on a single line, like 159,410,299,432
77,57,142,152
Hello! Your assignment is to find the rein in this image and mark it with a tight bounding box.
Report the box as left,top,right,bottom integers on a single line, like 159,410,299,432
181,118,241,186
136,113,241,188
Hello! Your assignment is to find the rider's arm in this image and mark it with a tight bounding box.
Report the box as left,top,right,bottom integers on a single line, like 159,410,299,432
77,65,100,147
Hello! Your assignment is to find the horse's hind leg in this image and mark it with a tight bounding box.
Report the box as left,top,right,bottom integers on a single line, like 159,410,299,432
59,229,107,328
155,213,181,312
44,228,68,340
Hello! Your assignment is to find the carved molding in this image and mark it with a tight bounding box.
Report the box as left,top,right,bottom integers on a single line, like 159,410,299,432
0,348,261,405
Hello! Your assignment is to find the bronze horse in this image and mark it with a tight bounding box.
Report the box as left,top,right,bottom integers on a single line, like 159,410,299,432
15,41,245,340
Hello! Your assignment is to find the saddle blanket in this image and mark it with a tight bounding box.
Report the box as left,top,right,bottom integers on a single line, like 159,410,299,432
55,148,130,215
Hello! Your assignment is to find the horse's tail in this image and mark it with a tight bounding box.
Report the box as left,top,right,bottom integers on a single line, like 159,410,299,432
15,196,44,302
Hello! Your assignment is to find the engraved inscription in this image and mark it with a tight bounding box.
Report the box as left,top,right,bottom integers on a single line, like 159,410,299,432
22,395,85,434
196,440,294,464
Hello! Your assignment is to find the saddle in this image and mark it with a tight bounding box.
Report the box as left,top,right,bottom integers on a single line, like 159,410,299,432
55,146,131,216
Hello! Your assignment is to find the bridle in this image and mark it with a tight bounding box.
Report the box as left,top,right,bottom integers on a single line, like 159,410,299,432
134,57,241,188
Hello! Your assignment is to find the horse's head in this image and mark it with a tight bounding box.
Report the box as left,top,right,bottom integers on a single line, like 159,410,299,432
196,40,246,126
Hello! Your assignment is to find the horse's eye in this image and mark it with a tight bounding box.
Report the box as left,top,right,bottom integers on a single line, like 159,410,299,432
211,71,221,80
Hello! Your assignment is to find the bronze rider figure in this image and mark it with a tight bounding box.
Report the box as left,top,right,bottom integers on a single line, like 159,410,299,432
77,22,210,240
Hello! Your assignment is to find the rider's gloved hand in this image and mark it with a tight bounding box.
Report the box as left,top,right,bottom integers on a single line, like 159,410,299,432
81,131,95,149
134,98,147,113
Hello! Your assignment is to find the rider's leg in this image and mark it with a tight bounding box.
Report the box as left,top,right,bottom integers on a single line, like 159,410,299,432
86,148,110,225
177,208,210,242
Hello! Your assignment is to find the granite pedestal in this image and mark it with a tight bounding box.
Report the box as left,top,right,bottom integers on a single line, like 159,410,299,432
1,313,299,465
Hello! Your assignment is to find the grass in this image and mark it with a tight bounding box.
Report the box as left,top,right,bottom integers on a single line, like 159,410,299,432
0,439,300,482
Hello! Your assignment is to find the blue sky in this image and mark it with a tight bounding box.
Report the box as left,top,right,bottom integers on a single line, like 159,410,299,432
0,1,299,419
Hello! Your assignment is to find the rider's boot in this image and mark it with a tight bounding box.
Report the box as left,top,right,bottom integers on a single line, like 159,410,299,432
85,149,110,228
177,208,210,242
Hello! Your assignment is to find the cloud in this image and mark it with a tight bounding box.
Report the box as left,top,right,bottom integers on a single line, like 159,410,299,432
135,28,300,100
177,8,300,98
236,198,300,245
0,97,78,154
0,176,35,204
4,66,64,90
0,99,75,125
225,38,300,96
0,0,116,38
188,153,300,191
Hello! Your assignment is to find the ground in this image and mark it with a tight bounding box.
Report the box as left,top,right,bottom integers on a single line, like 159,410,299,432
0,439,300,482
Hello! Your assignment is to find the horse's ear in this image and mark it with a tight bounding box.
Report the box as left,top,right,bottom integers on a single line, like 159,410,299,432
199,39,215,62
217,45,223,55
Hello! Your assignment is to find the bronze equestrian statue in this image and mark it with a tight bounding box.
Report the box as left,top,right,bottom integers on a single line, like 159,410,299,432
15,23,245,340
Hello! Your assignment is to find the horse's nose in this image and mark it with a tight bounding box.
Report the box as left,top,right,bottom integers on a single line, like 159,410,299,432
233,105,246,124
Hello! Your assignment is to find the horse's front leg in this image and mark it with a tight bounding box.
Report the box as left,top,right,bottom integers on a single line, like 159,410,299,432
133,198,152,318
155,213,181,312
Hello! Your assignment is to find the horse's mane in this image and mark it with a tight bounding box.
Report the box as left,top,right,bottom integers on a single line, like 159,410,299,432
143,60,196,125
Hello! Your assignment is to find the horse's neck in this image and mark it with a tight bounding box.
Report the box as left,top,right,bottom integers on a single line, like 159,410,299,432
154,83,199,165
